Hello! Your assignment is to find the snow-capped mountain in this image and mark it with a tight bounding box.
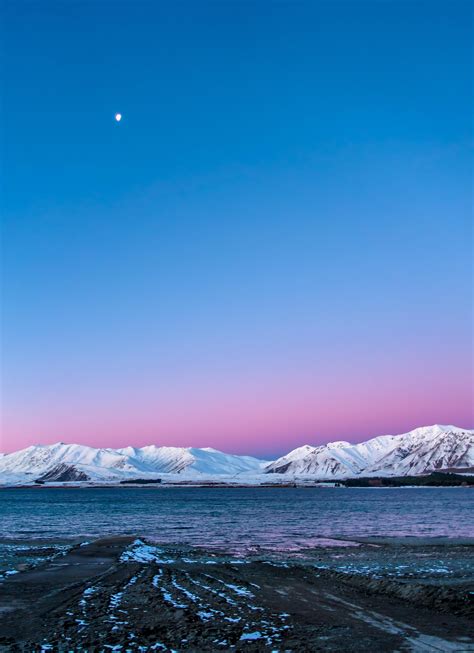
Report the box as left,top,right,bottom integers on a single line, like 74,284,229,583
266,425,474,478
0,442,268,485
364,425,474,476
264,441,370,477
0,425,472,485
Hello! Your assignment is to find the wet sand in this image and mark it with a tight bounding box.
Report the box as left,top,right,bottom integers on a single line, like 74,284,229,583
0,537,473,652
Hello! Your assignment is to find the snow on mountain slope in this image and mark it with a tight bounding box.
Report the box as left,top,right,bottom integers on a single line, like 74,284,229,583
0,442,267,484
0,425,472,484
265,441,372,477
364,426,474,476
184,448,269,475
113,445,267,476
116,446,195,474
266,425,474,478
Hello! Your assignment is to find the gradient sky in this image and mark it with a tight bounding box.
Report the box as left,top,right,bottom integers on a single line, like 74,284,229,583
1,1,472,457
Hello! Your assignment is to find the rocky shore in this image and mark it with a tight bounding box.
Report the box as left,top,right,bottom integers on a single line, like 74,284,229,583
0,537,472,652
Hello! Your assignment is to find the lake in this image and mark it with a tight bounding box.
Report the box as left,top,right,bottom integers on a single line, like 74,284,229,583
1,486,472,552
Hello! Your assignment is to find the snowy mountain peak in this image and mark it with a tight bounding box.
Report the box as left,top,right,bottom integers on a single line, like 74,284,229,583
266,425,473,479
0,442,268,485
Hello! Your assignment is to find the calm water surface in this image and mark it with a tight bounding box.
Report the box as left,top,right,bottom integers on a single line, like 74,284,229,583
1,487,472,551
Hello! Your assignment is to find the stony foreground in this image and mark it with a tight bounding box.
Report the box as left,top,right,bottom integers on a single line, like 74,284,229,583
0,537,473,652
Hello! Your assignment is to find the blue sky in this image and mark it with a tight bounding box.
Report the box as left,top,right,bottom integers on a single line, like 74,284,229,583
1,1,472,455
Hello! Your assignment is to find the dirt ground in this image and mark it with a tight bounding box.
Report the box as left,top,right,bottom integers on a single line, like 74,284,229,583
0,537,472,652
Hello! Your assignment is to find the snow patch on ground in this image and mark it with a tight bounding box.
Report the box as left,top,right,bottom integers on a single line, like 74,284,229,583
240,631,263,640
120,539,174,564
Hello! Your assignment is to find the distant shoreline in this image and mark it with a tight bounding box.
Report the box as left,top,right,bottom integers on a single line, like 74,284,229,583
0,482,474,490
2,470,473,489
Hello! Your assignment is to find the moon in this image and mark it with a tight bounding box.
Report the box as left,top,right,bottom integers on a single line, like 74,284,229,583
115,113,122,122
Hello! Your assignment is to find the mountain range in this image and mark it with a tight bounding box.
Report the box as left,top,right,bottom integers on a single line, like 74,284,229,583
0,425,472,485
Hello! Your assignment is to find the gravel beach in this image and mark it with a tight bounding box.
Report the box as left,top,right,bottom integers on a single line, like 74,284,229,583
0,536,472,651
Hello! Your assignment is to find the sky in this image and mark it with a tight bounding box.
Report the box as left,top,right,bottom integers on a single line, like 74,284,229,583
1,1,472,457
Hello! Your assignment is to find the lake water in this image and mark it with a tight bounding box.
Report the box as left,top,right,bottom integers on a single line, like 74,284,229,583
1,487,472,551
